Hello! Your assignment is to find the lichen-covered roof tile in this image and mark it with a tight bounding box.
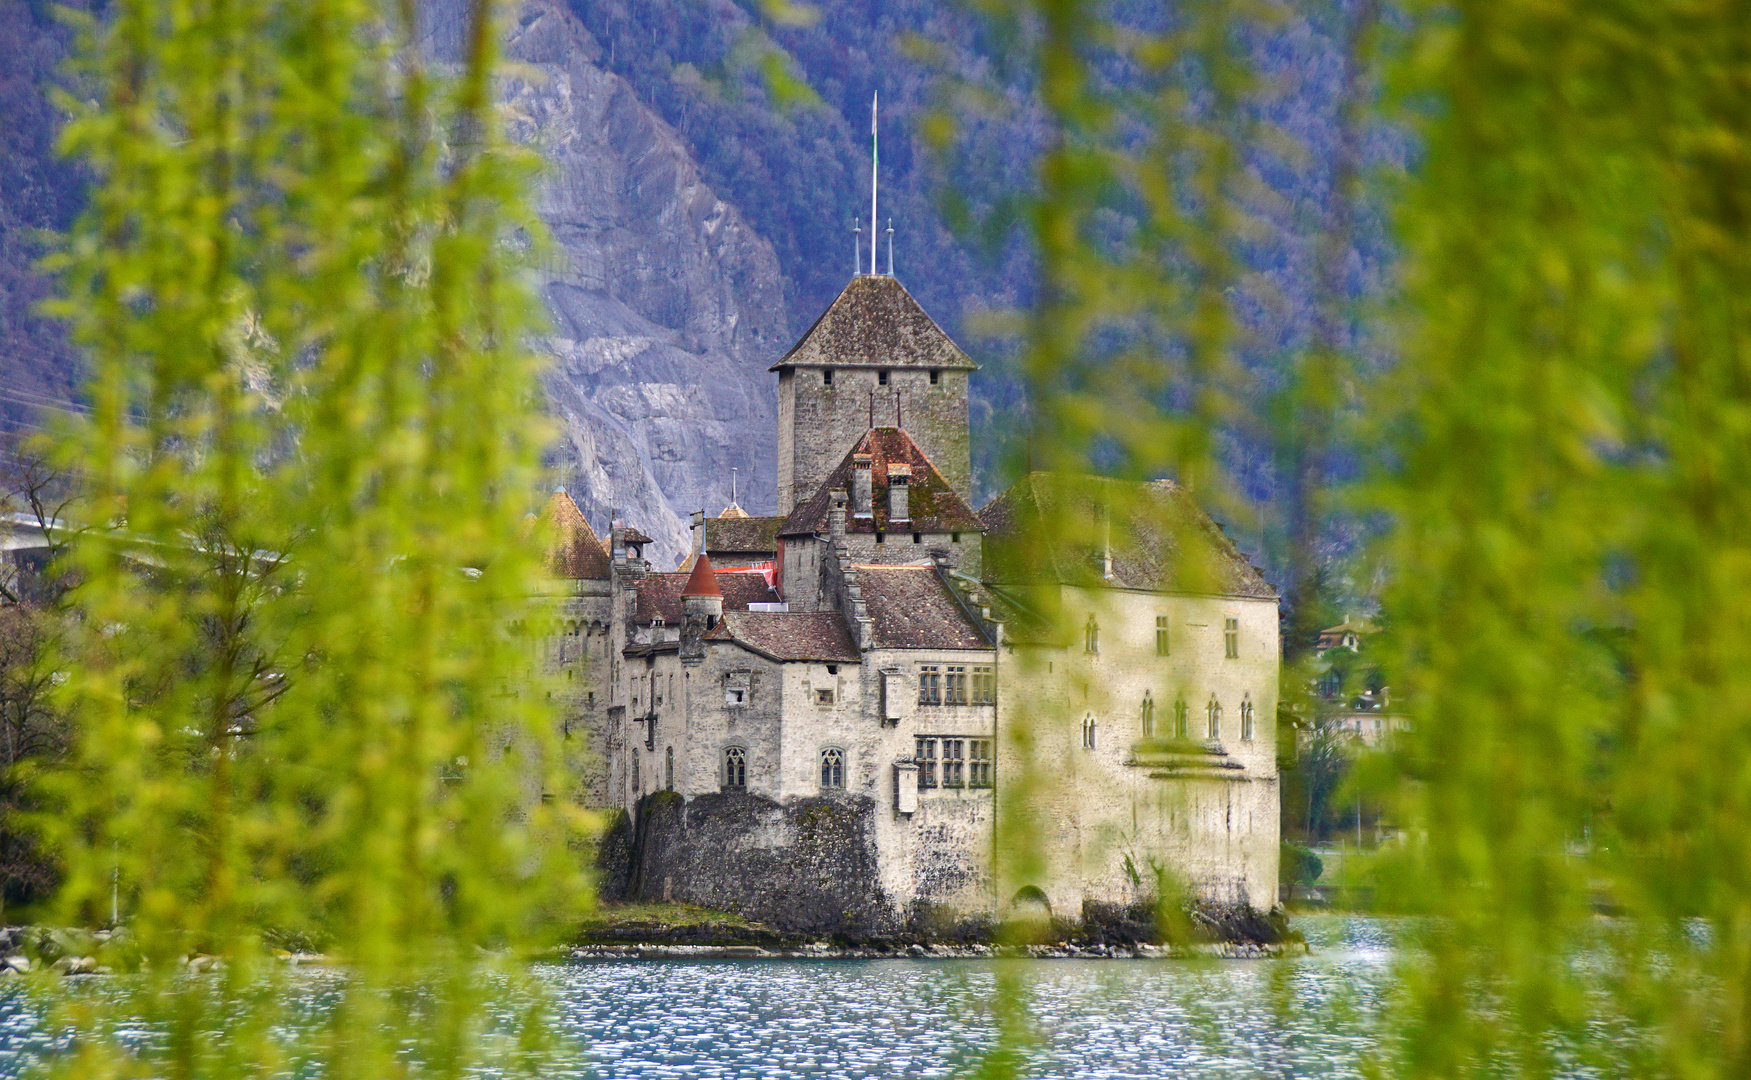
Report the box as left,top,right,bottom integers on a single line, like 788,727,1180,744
770,276,978,371
858,565,993,650
540,491,610,580
703,515,784,554
704,612,861,663
779,428,984,537
979,473,1277,599
633,571,781,626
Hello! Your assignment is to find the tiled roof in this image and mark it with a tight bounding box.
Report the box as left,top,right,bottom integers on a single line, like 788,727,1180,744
770,275,977,371
540,491,610,580
682,551,722,597
858,565,993,651
778,428,985,538
979,473,1277,599
633,571,780,626
704,515,784,554
704,612,861,663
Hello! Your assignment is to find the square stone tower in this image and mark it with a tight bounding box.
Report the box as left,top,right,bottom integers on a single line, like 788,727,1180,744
772,275,978,513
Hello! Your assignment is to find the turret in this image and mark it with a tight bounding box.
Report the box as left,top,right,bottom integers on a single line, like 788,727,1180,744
679,551,723,663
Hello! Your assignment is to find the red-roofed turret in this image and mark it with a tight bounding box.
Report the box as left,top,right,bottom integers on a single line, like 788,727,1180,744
682,550,723,598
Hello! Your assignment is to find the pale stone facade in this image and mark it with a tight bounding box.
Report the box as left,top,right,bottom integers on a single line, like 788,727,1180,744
544,273,1281,932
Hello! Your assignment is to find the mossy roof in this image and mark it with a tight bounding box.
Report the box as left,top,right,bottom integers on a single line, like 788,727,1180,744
778,427,985,538
979,473,1277,599
540,491,610,580
770,275,977,371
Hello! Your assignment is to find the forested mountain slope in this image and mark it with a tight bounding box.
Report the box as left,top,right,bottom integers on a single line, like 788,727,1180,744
0,0,1397,579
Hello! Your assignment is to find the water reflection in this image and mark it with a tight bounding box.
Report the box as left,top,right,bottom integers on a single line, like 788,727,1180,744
0,917,1394,1079
542,916,1393,1079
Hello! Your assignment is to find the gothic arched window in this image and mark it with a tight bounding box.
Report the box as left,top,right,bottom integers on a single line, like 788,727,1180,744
723,746,747,791
1082,714,1097,749
1241,694,1256,741
1207,695,1222,740
1141,692,1156,737
820,747,845,789
1174,696,1188,740
1084,614,1099,654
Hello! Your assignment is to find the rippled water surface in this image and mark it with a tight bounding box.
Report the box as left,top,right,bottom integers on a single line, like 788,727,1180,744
0,917,1397,1079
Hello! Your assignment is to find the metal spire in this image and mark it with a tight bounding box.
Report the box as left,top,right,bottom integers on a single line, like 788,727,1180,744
886,218,894,277
870,91,879,277
853,220,862,277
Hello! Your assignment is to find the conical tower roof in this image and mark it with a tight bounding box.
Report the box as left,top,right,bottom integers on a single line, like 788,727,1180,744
681,550,722,598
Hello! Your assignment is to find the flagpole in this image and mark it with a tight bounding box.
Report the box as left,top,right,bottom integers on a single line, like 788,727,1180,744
871,91,879,276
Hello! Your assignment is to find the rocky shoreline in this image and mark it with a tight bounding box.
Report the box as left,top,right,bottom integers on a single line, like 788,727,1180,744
566,940,1304,961
0,902,1307,977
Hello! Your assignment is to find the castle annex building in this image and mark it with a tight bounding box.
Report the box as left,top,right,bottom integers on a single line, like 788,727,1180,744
540,274,1281,931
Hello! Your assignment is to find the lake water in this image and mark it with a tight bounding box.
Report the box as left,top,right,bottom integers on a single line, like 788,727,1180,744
0,917,1396,1079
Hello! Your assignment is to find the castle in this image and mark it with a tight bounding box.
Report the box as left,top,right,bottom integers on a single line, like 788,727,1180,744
540,274,1281,932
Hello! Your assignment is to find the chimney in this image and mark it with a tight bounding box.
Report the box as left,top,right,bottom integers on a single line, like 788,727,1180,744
887,464,911,524
829,488,848,541
852,454,874,518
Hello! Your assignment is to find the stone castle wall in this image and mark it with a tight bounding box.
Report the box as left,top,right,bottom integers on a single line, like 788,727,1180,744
777,366,969,513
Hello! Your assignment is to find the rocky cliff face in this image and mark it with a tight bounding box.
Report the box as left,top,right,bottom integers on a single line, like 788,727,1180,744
497,1,789,568
416,0,791,566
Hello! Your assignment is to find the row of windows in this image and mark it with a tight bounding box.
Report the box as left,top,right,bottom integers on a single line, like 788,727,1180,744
1127,691,1257,742
686,743,993,794
820,368,944,386
917,664,996,705
1085,615,1242,659
717,745,852,791
916,737,993,789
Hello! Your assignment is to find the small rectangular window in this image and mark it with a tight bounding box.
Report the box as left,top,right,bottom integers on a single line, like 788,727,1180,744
875,532,885,544
971,665,995,704
1224,617,1239,659
823,368,833,385
968,740,993,787
942,739,965,787
917,665,941,705
878,370,889,386
951,532,960,543
816,687,834,705
929,369,940,385
913,532,922,544
826,664,838,675
916,738,938,788
1156,616,1170,656
945,665,968,705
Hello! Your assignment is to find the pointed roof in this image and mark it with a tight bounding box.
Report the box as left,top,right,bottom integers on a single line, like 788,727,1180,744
540,491,610,580
681,550,722,598
778,427,985,538
980,473,1276,599
718,504,750,519
770,275,977,371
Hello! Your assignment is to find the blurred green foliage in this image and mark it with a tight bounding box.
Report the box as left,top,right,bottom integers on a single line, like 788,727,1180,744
30,0,589,1075
951,0,1751,1076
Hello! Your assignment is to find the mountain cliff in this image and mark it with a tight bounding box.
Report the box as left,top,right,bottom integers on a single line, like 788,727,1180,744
498,0,790,566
